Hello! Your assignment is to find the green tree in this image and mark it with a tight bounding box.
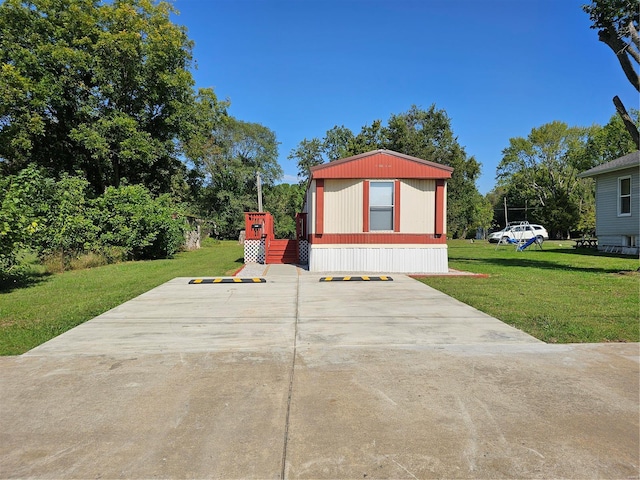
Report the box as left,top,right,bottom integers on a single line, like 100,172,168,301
288,126,356,183
583,0,639,147
193,117,282,238
288,138,325,184
92,184,185,260
263,183,305,239
497,121,596,238
585,111,639,163
33,174,99,269
288,106,487,237
340,106,485,238
0,166,46,274
0,0,203,193
470,193,494,239
345,120,386,155
485,186,508,230
323,125,355,161
383,106,484,238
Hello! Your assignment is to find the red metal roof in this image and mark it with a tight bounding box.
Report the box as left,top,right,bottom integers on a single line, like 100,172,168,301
310,150,453,180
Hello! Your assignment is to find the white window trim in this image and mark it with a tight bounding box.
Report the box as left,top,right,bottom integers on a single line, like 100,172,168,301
369,180,395,232
618,175,632,217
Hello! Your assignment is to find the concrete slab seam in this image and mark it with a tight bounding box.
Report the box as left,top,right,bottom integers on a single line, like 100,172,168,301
281,269,299,479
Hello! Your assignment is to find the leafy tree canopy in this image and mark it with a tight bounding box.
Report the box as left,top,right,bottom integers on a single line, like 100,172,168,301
288,138,325,182
583,0,640,147
0,0,218,194
585,110,639,163
495,115,636,238
263,183,305,239
189,116,282,238
288,105,487,238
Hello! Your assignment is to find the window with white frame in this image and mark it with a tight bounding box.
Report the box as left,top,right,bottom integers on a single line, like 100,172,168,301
619,176,631,216
370,181,394,231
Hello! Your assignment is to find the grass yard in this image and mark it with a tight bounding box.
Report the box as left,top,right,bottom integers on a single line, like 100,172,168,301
418,240,639,343
0,240,244,355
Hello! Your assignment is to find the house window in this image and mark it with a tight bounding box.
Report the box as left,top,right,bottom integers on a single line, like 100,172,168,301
370,181,394,231
619,176,631,216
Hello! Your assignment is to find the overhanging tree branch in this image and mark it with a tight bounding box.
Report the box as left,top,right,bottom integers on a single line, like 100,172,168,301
627,18,640,51
613,95,640,148
598,26,640,91
584,1,640,147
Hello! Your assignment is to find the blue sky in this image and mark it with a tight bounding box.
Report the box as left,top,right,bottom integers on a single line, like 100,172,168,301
170,0,637,194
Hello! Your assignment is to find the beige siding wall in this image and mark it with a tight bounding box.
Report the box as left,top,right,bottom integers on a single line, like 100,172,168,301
400,179,435,233
443,182,448,234
324,179,363,233
307,178,448,235
307,180,316,234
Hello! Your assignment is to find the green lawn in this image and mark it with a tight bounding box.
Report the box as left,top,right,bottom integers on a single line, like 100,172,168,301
418,240,639,343
0,240,244,355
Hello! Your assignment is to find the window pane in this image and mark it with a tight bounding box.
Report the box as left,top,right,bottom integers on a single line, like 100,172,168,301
370,182,393,206
621,196,631,214
621,178,631,196
370,207,393,230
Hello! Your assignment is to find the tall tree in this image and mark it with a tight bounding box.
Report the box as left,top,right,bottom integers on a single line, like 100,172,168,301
263,183,305,239
340,106,485,238
288,126,355,183
584,111,639,163
193,117,281,238
323,125,354,161
288,138,325,183
345,120,386,156
0,0,204,193
382,106,484,238
584,0,640,147
288,105,487,238
497,121,596,238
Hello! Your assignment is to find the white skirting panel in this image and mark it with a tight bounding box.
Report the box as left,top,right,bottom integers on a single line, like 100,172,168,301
308,245,448,273
244,239,266,263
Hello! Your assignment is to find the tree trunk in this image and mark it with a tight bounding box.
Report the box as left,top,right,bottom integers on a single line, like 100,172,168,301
613,96,640,149
598,27,640,92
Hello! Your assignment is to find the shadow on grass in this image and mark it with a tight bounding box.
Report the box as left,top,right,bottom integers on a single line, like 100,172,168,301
545,247,639,261
0,271,51,294
454,253,634,275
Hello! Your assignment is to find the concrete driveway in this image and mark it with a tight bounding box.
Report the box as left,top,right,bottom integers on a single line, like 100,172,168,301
1,265,638,479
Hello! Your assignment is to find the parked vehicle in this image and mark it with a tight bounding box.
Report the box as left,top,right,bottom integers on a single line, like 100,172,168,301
488,223,549,243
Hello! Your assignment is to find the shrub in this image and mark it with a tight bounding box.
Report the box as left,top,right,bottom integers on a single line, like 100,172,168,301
33,174,99,269
0,166,47,274
1,167,186,274
91,185,185,260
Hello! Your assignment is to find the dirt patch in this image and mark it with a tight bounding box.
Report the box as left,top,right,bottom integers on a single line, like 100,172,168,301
617,270,640,276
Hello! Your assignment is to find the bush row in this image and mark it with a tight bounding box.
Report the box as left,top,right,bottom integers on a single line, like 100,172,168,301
1,166,186,275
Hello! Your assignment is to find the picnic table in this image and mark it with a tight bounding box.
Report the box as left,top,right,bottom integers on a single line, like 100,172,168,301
574,238,598,249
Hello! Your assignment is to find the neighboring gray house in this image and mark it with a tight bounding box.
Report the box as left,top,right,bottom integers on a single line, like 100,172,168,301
578,151,639,255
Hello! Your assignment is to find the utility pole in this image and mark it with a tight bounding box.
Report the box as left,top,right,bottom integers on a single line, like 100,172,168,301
503,197,508,227
256,171,263,212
